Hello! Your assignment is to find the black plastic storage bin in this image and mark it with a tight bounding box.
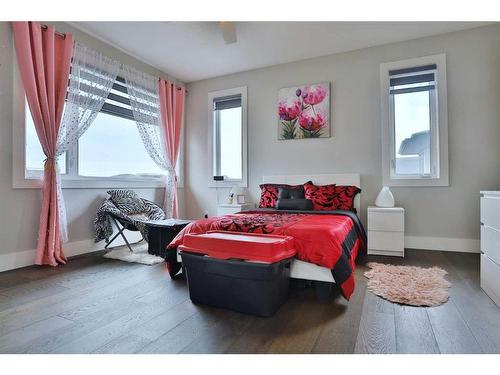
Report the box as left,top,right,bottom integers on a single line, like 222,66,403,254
180,251,292,317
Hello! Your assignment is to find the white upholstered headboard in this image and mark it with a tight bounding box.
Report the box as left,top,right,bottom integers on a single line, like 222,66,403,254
262,173,361,214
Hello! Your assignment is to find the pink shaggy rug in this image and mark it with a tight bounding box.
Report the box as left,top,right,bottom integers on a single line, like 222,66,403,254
364,262,451,307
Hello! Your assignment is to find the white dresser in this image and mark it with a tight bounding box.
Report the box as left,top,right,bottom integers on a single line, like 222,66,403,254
367,206,405,257
480,191,500,307
217,203,254,216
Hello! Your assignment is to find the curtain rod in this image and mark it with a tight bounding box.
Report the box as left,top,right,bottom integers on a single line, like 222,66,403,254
39,23,187,93
40,23,67,39
157,77,187,93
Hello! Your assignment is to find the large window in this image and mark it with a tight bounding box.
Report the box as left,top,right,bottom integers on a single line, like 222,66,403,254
78,112,164,178
25,101,66,176
208,87,247,187
21,74,179,188
380,54,449,187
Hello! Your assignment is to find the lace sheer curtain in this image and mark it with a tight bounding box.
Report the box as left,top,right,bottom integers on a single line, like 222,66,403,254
122,66,176,217
56,42,121,241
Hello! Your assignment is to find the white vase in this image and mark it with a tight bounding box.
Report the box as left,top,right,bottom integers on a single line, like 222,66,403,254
375,186,395,208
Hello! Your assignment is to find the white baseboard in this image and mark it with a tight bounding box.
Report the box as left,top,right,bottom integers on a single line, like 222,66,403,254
405,235,480,253
0,230,143,273
0,232,479,273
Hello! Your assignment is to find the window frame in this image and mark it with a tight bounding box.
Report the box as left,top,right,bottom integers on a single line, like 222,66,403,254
380,54,449,187
12,53,184,190
207,86,248,188
388,69,438,179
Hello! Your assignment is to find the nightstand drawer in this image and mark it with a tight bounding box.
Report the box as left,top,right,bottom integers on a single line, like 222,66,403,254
481,225,500,266
217,206,243,215
368,211,404,232
217,203,253,216
481,254,500,307
481,196,500,230
368,230,404,252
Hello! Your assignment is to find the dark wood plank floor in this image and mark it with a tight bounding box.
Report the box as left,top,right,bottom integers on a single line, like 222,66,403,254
0,249,499,354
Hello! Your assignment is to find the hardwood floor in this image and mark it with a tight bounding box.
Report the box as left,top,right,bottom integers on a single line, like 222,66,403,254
0,249,499,354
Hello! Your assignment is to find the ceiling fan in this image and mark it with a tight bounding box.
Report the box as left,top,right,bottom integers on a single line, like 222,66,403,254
219,22,237,44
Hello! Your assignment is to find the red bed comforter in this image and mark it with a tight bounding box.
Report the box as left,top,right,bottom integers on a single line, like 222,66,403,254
167,210,366,299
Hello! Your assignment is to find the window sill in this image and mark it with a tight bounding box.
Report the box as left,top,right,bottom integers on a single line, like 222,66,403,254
208,180,247,188
13,176,185,190
383,176,449,187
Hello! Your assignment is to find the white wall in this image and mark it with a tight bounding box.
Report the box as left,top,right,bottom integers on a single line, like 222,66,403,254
0,22,185,270
184,24,500,252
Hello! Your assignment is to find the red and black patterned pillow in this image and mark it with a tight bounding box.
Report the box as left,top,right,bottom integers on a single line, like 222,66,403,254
304,182,361,212
303,182,336,211
333,185,361,211
258,183,305,208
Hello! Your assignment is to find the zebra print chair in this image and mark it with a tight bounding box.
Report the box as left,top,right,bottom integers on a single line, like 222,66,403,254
94,190,165,252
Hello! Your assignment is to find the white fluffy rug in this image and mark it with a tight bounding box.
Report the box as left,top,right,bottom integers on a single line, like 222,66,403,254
364,262,451,307
103,242,165,265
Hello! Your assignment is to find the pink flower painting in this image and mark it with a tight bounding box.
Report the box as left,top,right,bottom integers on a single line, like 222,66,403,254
278,83,330,139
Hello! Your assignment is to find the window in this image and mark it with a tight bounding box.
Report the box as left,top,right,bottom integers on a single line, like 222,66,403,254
75,75,165,179
18,73,182,188
390,64,437,178
25,101,67,176
213,96,242,180
208,87,247,187
380,54,449,187
78,112,164,178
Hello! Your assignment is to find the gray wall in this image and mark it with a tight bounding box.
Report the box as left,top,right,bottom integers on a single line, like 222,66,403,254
184,24,500,242
0,22,184,257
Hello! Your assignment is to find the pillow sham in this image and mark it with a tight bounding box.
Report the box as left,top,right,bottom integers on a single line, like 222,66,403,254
303,182,336,211
107,189,145,214
258,183,305,208
332,185,362,211
304,182,361,212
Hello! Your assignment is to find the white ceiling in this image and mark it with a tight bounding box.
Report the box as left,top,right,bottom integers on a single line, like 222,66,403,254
71,22,490,83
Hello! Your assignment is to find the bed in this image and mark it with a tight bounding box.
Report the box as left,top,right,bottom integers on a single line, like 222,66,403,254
166,174,366,299
263,174,362,284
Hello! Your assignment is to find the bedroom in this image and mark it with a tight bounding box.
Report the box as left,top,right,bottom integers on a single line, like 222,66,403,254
1,1,499,372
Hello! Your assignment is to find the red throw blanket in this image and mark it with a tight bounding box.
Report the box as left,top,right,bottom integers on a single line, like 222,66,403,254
167,210,366,299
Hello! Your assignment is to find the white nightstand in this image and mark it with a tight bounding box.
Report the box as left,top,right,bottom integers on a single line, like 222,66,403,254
217,203,254,216
367,206,405,257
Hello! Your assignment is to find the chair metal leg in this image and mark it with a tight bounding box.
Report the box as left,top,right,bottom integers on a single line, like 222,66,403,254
118,226,134,252
105,231,121,249
106,217,135,253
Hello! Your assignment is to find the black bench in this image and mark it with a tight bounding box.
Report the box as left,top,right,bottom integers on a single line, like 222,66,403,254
144,219,193,258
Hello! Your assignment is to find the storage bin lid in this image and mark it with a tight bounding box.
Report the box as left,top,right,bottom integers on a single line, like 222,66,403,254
178,231,296,263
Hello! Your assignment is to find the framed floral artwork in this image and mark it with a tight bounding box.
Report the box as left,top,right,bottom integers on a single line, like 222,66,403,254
278,82,330,140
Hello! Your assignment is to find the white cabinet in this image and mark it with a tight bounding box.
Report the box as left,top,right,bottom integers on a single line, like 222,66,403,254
481,225,500,266
367,206,405,257
480,191,500,307
217,203,254,216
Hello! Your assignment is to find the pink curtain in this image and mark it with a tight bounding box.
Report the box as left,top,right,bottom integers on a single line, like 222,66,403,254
12,22,73,266
158,79,186,219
